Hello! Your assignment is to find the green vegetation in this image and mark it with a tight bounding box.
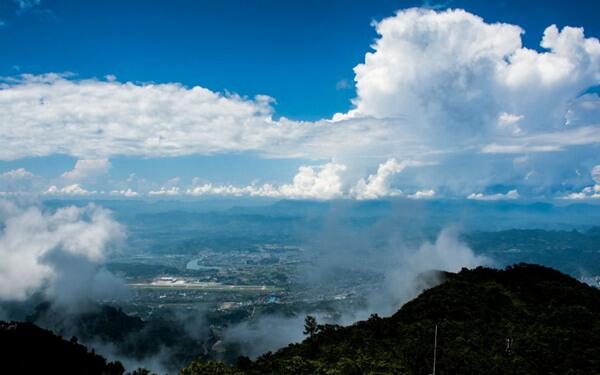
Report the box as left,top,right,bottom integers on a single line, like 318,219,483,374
181,264,600,374
302,315,319,338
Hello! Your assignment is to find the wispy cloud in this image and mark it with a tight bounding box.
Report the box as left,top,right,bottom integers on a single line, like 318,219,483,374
335,78,352,90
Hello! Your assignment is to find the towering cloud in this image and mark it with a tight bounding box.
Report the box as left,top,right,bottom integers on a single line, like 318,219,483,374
339,8,600,144
335,8,600,196
275,162,347,199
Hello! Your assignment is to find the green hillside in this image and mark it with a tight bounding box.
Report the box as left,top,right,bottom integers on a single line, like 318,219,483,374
182,264,600,375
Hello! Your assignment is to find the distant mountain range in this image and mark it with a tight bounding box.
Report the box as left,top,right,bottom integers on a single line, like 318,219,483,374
44,198,600,231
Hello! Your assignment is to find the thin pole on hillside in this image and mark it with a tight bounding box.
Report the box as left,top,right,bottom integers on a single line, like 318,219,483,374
432,324,438,375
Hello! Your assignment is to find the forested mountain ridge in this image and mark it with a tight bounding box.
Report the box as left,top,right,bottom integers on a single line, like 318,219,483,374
182,264,600,375
0,320,126,374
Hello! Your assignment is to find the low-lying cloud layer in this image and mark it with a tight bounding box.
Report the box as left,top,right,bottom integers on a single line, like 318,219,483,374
0,158,440,200
142,159,439,200
0,199,126,309
5,159,600,201
223,226,489,358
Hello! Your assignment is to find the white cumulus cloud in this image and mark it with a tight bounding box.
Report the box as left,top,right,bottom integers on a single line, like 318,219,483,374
339,8,600,143
148,186,181,196
186,162,347,200
61,159,110,182
353,159,433,200
185,160,439,200
559,165,600,200
560,185,600,200
45,184,96,196
276,162,346,199
407,189,436,199
109,188,139,197
467,189,520,201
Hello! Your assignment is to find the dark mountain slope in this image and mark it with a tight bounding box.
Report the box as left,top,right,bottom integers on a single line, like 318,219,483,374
27,303,214,373
182,264,600,375
0,321,125,375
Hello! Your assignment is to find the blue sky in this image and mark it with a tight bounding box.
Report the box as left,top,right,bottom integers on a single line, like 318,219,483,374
1,0,599,200
3,0,599,119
